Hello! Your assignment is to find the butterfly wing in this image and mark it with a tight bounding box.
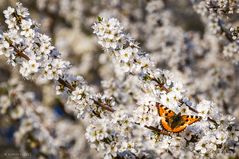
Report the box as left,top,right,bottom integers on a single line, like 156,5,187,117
171,124,188,133
156,102,175,118
161,117,173,132
156,103,201,133
181,115,202,125
170,115,202,133
156,103,175,132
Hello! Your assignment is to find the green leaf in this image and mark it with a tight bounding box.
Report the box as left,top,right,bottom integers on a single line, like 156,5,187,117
97,16,103,22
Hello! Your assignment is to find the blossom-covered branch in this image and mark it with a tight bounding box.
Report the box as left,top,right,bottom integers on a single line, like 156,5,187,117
93,17,239,158
0,2,239,159
193,0,239,63
0,3,114,118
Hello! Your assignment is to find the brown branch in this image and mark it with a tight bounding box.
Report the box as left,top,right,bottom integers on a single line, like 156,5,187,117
57,78,75,92
93,99,115,112
7,40,75,93
16,49,30,60
208,117,219,127
178,99,199,113
57,79,115,113
218,19,234,42
151,78,170,93
57,75,115,113
57,78,115,113
187,105,199,113
7,40,30,61
8,41,75,94
183,101,218,127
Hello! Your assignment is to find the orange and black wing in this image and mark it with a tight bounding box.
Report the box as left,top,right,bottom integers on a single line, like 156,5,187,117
160,114,188,133
171,124,188,133
169,115,201,133
181,115,202,125
161,117,173,132
156,102,175,118
156,102,176,132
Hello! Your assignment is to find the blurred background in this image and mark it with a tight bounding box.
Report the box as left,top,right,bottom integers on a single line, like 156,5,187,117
0,0,238,158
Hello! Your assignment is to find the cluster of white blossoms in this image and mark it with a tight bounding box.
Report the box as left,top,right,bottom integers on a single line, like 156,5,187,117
93,17,153,74
230,27,239,40
207,0,239,14
93,17,125,49
223,42,239,63
193,0,239,64
0,3,69,80
85,106,143,159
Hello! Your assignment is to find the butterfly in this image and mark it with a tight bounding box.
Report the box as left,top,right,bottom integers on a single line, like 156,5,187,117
156,102,202,133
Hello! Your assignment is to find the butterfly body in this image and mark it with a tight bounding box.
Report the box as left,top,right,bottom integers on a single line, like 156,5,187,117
170,113,184,129
156,103,201,133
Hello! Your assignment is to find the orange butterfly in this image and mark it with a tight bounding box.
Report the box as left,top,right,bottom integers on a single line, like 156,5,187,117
156,102,201,133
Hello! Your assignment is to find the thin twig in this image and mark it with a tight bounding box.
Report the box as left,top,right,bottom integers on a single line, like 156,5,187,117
93,99,115,112
57,78,75,91
151,78,170,93
187,105,199,113
7,40,30,61
208,117,219,127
